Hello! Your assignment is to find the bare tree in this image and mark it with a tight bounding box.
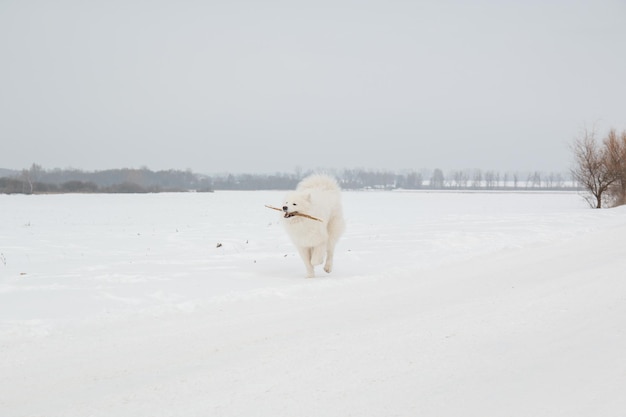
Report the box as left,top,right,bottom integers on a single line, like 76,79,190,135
21,169,33,194
484,170,497,189
471,169,482,189
503,172,509,188
430,169,445,189
603,129,626,206
450,170,469,189
20,163,42,194
527,171,542,188
570,128,620,208
403,171,423,189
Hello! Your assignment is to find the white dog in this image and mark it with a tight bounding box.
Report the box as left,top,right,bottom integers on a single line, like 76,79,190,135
281,174,345,278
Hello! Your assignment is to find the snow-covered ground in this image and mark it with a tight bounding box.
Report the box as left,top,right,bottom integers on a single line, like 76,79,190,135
1,190,625,416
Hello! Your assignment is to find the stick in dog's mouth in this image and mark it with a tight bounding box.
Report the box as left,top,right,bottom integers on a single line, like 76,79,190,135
265,205,323,222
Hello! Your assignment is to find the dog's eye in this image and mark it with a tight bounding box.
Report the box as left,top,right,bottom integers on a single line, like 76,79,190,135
292,203,297,206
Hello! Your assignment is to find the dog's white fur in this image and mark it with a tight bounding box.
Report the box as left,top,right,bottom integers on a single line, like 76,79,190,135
281,174,345,278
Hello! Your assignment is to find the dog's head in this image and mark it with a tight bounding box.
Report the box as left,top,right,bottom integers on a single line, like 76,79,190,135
281,191,312,219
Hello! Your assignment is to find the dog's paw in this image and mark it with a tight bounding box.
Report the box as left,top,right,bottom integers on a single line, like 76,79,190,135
323,263,332,274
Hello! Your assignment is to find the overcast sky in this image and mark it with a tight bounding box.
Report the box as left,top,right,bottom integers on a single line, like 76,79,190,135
1,0,625,174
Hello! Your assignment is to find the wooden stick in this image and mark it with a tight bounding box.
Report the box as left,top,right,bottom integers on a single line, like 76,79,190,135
265,205,323,222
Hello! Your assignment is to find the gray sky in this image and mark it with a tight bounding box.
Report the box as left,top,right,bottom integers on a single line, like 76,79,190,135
1,0,625,174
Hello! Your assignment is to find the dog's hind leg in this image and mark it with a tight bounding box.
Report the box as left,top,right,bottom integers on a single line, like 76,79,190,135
323,241,335,274
297,247,315,278
324,217,345,274
311,244,326,266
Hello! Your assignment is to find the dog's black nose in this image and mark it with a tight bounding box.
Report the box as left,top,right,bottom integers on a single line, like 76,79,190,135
282,206,288,211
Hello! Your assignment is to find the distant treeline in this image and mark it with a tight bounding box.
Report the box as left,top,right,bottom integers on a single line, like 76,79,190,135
1,166,213,194
1,165,577,195
211,168,577,191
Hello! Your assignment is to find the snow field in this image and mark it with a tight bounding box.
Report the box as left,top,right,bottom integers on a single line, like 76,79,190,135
1,191,625,416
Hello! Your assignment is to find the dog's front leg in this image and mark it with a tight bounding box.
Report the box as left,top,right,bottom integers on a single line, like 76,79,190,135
297,247,315,278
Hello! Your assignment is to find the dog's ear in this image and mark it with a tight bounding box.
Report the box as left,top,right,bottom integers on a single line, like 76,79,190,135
305,193,312,202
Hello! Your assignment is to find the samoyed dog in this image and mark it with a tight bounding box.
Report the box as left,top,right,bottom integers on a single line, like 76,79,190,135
281,174,345,278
